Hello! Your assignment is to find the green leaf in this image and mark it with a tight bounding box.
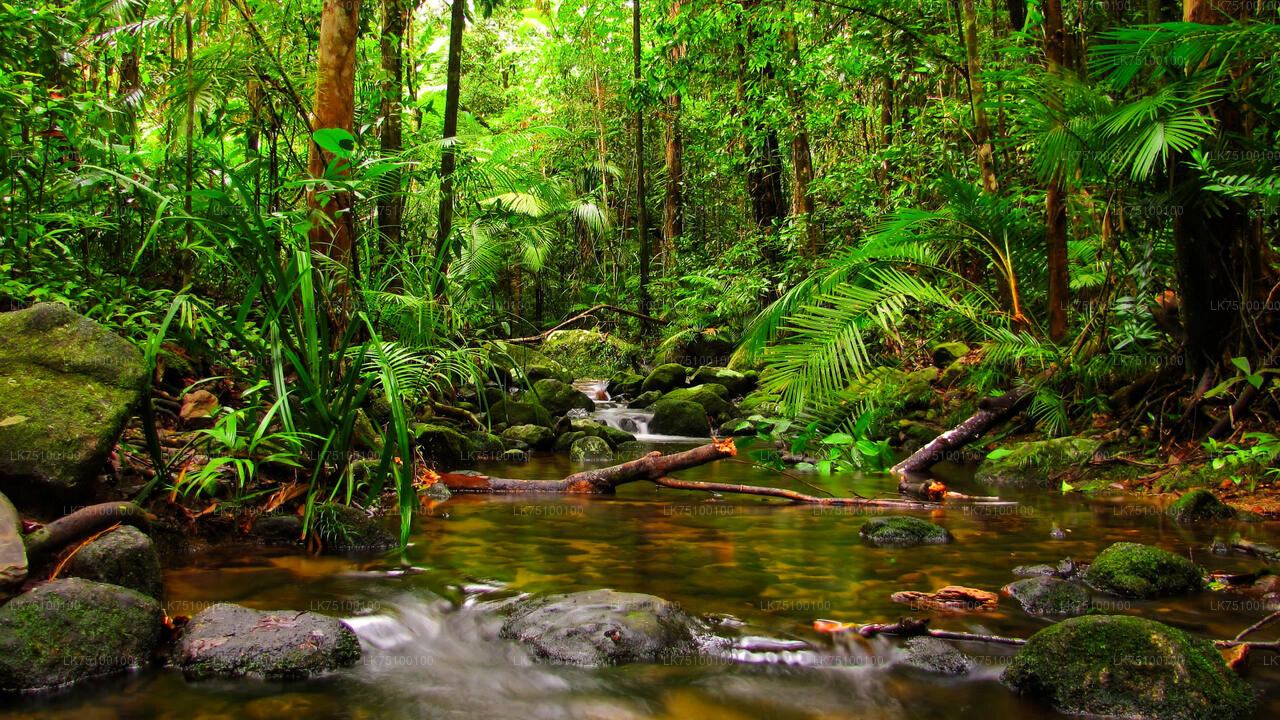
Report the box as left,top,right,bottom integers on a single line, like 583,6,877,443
820,432,854,445
313,128,355,159
986,448,1014,460
1060,480,1074,493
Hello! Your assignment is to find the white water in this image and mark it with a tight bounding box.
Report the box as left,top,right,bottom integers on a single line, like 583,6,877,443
573,378,706,443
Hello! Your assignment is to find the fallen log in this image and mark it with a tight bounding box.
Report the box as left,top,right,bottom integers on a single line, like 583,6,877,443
23,502,151,565
891,384,1036,476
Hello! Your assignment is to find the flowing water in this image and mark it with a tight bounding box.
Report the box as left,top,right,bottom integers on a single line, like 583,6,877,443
4,433,1280,719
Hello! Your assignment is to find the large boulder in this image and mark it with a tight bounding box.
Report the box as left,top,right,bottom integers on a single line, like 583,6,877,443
0,578,163,691
539,329,640,376
502,424,555,451
173,603,361,680
606,370,646,398
1002,577,1090,616
661,384,738,423
859,516,952,547
0,491,25,594
484,341,573,384
500,589,704,666
488,398,553,429
63,525,162,599
641,363,689,394
688,367,755,397
974,437,1102,488
628,390,662,409
930,342,970,368
1081,542,1203,599
0,303,147,508
1002,615,1255,720
521,378,594,417
649,399,709,437
412,423,470,464
1166,489,1235,523
570,435,613,462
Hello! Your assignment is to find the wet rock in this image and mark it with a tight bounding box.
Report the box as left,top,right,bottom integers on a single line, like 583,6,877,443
1002,615,1255,720
598,424,637,448
526,363,574,384
0,303,148,509
554,431,587,452
63,525,162,599
483,341,572,384
311,503,397,552
628,390,663,409
500,589,703,666
1013,558,1079,579
1003,577,1090,616
902,636,973,675
859,516,952,547
661,384,738,423
649,399,709,437
657,334,735,369
688,366,754,397
0,578,163,691
570,436,614,462
412,423,471,464
487,399,553,429
502,424,555,451
1166,489,1235,523
641,363,689,394
521,378,595,417
900,367,940,408
250,514,305,543
1081,542,1203,598
173,603,361,680
974,437,1102,488
0,491,26,593
930,342,970,368
464,431,505,460
500,449,528,463
607,370,645,398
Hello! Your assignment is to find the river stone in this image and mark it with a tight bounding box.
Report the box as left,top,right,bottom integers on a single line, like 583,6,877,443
0,491,25,593
63,525,162,599
0,578,163,691
1081,542,1203,599
599,425,637,448
606,370,645,398
1003,577,1090,616
500,589,703,666
0,303,148,509
502,424,555,451
738,390,780,416
628,390,662,409
688,366,754,397
661,384,737,423
520,379,594,417
570,435,613,462
901,636,973,675
859,516,952,547
1166,489,1235,523
974,437,1102,488
488,399,553,429
641,363,688,394
1001,615,1255,720
649,399,709,437
412,423,470,464
173,603,361,680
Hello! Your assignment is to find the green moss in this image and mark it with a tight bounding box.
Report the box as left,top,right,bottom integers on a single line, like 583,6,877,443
661,384,737,423
974,437,1102,488
569,435,613,461
412,423,471,464
1081,542,1203,598
520,378,594,416
1002,615,1255,720
859,516,952,547
648,399,709,437
1167,489,1236,523
641,363,689,394
1003,577,1090,616
538,329,640,377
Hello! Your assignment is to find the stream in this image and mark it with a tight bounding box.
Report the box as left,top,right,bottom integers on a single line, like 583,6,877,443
4,402,1279,718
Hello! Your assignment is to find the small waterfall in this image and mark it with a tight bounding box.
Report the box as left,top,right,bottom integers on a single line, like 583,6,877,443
576,378,703,442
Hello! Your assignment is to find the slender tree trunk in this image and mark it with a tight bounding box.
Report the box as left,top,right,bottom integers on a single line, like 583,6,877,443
963,0,998,194
633,0,652,317
739,2,785,260
379,0,407,288
783,10,817,256
661,0,685,273
435,0,467,286
182,11,196,285
1044,0,1069,341
307,0,361,274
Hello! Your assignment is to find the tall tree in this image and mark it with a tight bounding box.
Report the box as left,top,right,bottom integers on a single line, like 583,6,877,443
1043,0,1069,341
783,5,817,256
738,1,785,248
379,0,407,285
435,0,467,282
962,0,998,194
307,0,361,272
634,0,652,316
661,0,685,271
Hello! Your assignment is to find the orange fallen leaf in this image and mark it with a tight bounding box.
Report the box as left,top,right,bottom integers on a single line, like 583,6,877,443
813,619,855,633
1221,644,1249,671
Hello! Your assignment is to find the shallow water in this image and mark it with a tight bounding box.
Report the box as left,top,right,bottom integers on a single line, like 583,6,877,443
4,441,1280,720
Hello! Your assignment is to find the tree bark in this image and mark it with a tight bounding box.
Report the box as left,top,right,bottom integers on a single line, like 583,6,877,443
661,0,685,272
1044,0,1070,341
435,0,467,285
307,0,361,272
962,0,998,194
633,0,652,317
891,384,1037,475
783,9,818,256
24,503,150,566
379,0,407,287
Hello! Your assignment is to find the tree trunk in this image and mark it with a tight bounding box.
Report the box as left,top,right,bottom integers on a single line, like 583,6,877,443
783,11,818,256
738,3,786,258
661,0,685,273
435,0,467,285
1043,0,1069,341
379,0,407,288
962,0,998,194
633,0,652,317
307,0,361,272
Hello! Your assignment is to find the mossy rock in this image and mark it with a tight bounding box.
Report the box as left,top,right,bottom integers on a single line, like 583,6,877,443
688,366,755,397
539,329,640,376
641,363,689,394
901,636,973,675
520,378,594,417
974,437,1102,488
1081,542,1203,598
0,578,163,691
1001,615,1255,720
661,384,737,423
649,399,709,437
607,370,646,398
655,333,736,369
63,525,162,599
487,399,553,429
502,424,555,451
628,390,663,409
859,516,952,547
940,359,969,386
930,342,971,368
0,303,148,509
599,424,637,448
738,390,780,416
483,341,572,384
1166,489,1235,523
173,603,361,681
1003,577,1090,616
464,431,505,460
569,435,614,462
900,367,940,408
412,422,471,464
0,491,25,593
554,431,587,452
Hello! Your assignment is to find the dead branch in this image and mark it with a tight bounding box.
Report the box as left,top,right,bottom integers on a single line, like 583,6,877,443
854,617,1026,646
892,384,1037,476
652,476,938,509
506,304,668,344
23,502,151,566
